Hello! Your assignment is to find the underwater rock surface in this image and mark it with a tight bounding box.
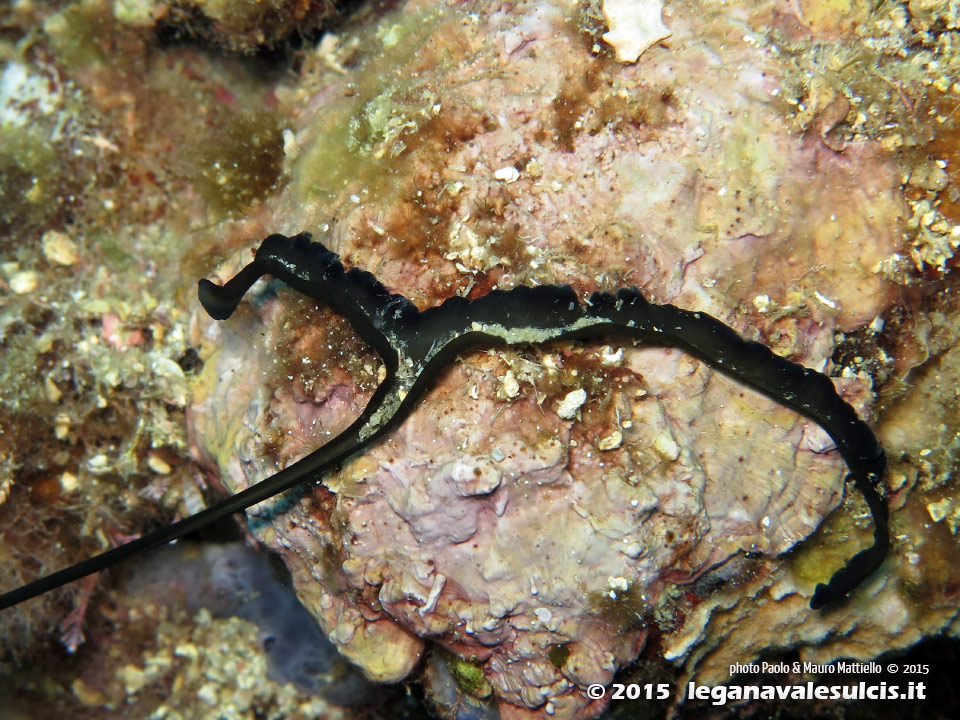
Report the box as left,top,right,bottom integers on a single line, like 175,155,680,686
1,0,959,717
124,542,375,705
187,0,950,718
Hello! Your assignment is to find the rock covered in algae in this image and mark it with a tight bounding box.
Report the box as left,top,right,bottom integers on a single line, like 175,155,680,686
0,0,955,714
184,0,950,717
0,1,371,713
113,0,339,54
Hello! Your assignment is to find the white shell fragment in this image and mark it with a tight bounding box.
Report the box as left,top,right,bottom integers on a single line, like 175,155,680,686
534,607,553,623
602,0,672,64
3,263,38,294
499,370,520,398
41,230,80,266
598,429,623,450
59,471,78,493
493,165,520,183
555,388,587,419
927,498,951,523
814,290,838,310
600,346,623,365
147,452,173,475
419,573,446,615
151,357,188,407
653,431,680,461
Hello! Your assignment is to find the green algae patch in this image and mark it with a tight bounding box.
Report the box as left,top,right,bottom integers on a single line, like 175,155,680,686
0,58,93,242
190,110,286,216
895,489,960,614
788,502,874,595
588,581,651,633
790,538,859,591
0,126,61,238
290,6,456,204
547,643,570,669
43,3,143,73
446,653,493,699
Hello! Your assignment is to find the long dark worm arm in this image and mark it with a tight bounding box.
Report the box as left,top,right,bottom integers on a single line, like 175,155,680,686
0,232,887,611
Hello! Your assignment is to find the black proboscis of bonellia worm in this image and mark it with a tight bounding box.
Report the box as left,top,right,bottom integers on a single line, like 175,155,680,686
0,232,888,612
